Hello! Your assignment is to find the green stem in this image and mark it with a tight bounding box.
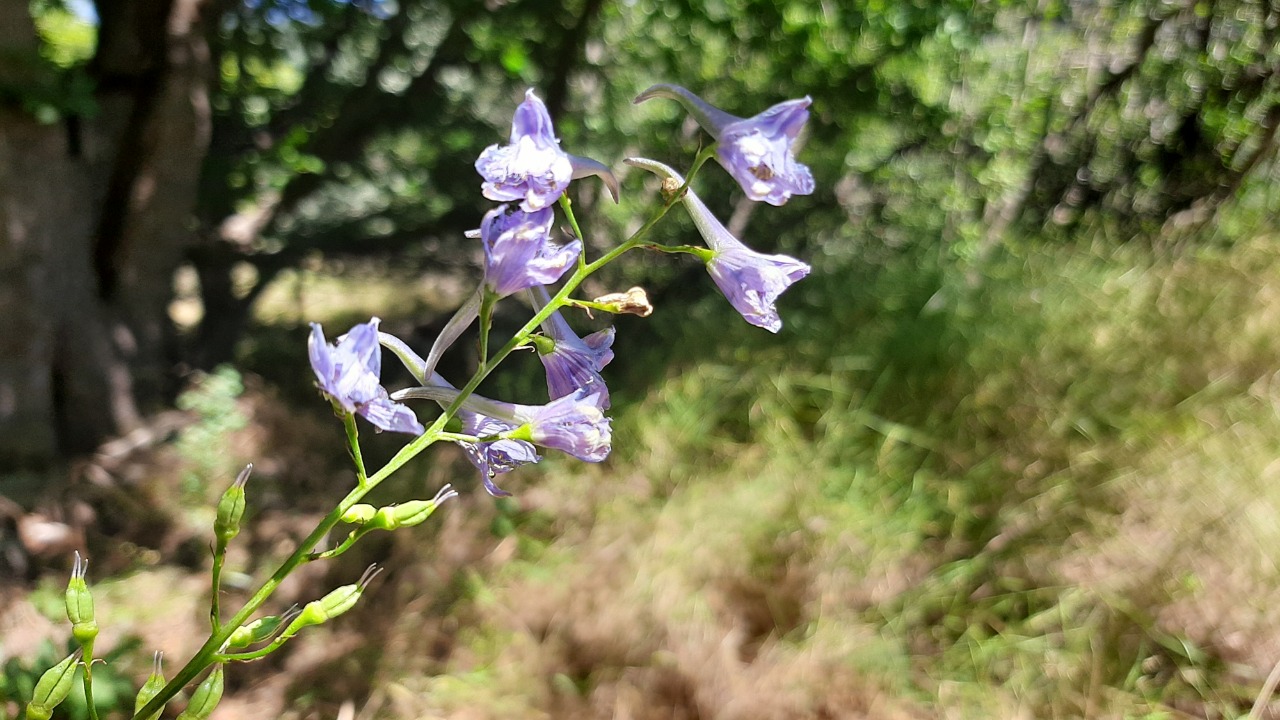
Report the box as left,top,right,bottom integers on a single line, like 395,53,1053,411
133,177,684,720
559,194,587,271
209,542,226,632
133,420,440,720
308,528,367,561
437,431,481,443
562,298,625,315
81,642,99,720
686,144,716,187
637,243,717,261
214,634,291,663
343,413,367,486
478,291,496,365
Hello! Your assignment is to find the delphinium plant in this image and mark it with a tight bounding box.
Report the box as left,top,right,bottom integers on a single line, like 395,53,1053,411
24,84,815,719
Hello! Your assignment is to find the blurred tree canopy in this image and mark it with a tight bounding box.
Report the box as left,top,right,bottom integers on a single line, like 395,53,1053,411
0,0,1277,467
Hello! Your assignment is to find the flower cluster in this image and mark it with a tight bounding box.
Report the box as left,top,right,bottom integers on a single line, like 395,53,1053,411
630,85,813,332
28,84,821,720
307,84,815,496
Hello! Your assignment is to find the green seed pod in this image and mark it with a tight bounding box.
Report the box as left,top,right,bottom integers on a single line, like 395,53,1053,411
175,665,224,720
388,495,451,529
283,566,381,638
214,464,252,545
133,651,167,720
340,503,376,525
368,486,458,532
367,506,399,531
226,615,286,649
25,650,81,720
65,551,98,647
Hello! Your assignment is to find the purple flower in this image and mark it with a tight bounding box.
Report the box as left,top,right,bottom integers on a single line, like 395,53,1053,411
624,157,811,333
634,84,814,206
393,386,612,463
516,389,611,462
529,286,615,408
476,89,574,211
476,89,619,210
309,318,424,435
480,205,581,297
704,240,811,333
374,332,541,497
457,410,540,497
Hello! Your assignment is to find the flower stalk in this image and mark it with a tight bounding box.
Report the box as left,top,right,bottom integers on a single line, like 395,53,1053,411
119,82,812,719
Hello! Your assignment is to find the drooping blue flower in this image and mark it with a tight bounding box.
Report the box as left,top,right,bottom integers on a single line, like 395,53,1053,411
634,84,815,206
480,205,581,297
519,389,611,462
309,319,424,435
393,385,612,463
529,286,615,408
703,238,811,333
624,157,811,333
475,89,620,211
456,410,540,497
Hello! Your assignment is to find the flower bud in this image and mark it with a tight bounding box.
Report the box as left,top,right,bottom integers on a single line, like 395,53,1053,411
24,650,81,720
175,665,224,720
284,566,381,637
227,614,286,649
65,551,98,647
592,287,653,317
214,464,252,545
133,651,167,720
660,176,683,201
340,503,376,525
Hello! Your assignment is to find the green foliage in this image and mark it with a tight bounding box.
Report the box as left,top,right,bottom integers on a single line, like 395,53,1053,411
0,0,98,123
0,640,138,720
175,366,249,497
30,1,95,68
379,233,1280,717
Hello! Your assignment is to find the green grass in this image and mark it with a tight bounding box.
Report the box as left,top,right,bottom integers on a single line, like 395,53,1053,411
33,232,1277,718
355,235,1280,719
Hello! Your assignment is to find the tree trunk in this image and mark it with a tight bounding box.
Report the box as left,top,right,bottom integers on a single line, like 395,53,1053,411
0,0,211,468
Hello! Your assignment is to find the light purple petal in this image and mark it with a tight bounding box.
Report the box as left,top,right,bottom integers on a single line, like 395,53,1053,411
308,324,335,393
481,205,580,297
457,411,540,497
622,157,810,332
568,153,620,202
509,88,558,144
525,389,611,462
529,286,615,407
476,89,574,212
360,394,427,435
329,319,384,406
308,318,423,435
538,326,615,407
394,384,611,463
706,244,810,333
717,97,814,206
633,83,742,138
633,85,814,206
581,327,615,364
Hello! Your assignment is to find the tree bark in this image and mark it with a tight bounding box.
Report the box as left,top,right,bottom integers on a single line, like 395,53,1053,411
0,0,211,467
